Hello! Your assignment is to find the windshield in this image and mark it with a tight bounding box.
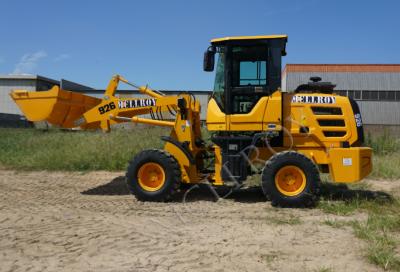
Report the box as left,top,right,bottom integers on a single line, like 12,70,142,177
212,48,225,110
232,46,267,87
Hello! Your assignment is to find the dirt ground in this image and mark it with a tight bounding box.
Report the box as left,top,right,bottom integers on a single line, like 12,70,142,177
0,170,398,272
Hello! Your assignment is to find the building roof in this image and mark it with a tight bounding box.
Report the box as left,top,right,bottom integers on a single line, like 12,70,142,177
0,74,59,84
283,64,400,74
282,64,400,91
211,35,287,44
60,79,93,90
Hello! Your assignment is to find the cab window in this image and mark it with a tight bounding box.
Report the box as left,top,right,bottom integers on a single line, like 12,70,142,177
231,46,268,114
239,61,267,86
212,49,226,111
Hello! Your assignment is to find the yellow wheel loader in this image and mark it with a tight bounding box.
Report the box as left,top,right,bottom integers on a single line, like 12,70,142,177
11,35,372,207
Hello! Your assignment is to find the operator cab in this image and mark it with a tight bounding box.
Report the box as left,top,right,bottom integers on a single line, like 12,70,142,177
204,35,287,114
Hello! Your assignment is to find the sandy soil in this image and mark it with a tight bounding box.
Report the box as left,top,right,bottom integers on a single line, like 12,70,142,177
0,170,398,272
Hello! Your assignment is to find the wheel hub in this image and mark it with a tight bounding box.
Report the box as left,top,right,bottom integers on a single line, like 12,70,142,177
137,162,166,192
275,165,306,196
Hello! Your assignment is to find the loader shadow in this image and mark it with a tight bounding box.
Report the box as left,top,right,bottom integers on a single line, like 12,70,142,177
320,182,393,202
80,176,394,204
80,175,265,202
174,184,266,203
81,176,130,196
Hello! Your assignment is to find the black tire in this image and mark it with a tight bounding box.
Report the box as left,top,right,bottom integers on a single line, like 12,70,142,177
180,182,195,190
261,151,321,208
126,149,181,202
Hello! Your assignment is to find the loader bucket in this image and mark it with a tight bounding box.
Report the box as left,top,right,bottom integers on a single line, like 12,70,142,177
10,86,102,128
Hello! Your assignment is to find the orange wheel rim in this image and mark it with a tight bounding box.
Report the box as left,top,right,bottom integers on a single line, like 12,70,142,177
275,165,306,196
137,162,165,192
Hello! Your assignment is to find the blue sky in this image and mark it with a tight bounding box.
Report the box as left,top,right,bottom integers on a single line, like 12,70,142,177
0,0,399,90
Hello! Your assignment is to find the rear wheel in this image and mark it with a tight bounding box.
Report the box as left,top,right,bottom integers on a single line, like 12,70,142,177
261,151,321,207
126,149,181,202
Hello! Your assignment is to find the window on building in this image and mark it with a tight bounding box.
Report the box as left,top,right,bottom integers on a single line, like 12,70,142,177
354,90,361,100
379,91,396,101
347,90,361,100
387,91,395,100
335,90,347,96
396,91,400,101
362,91,370,100
362,91,379,100
379,91,388,100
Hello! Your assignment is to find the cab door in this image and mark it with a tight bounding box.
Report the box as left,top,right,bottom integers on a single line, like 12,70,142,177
227,46,270,131
206,50,228,131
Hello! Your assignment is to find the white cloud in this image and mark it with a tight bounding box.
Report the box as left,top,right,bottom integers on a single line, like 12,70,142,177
13,50,47,74
53,53,71,62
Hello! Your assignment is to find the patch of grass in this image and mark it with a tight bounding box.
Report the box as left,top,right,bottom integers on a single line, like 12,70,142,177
1,128,400,179
264,252,279,263
348,181,371,191
371,153,400,179
323,219,348,229
318,200,360,216
351,214,400,271
365,131,400,156
262,250,283,267
365,132,400,179
368,249,400,272
0,127,168,171
320,196,400,271
318,192,394,216
318,182,400,271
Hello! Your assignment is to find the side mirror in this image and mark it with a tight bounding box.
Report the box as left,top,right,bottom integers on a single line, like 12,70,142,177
203,47,215,72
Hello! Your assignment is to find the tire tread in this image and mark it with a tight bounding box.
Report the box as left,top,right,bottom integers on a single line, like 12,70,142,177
126,149,181,202
262,151,321,208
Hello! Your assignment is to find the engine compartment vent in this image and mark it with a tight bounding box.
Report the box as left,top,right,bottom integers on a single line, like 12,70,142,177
312,107,342,115
318,119,345,127
323,131,346,137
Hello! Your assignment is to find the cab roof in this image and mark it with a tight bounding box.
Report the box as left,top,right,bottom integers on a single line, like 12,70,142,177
211,35,288,55
211,34,288,44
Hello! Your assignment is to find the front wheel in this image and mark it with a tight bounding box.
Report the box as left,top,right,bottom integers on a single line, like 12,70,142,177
126,149,181,202
261,151,321,207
